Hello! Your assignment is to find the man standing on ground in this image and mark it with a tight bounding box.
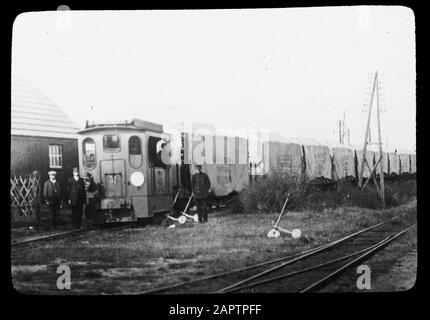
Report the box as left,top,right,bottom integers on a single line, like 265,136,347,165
31,170,42,223
191,164,211,223
43,171,61,229
67,167,87,229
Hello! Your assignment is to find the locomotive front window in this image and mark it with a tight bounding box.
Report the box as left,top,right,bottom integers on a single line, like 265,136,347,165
129,136,141,155
103,134,121,152
129,135,143,168
83,138,96,170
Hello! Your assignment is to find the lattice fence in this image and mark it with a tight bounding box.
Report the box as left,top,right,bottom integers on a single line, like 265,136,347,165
10,174,40,222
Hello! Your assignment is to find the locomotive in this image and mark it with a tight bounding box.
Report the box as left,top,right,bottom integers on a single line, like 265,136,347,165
78,119,173,223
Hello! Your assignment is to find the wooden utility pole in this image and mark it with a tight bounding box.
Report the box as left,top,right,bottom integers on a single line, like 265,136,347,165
358,72,376,187
376,75,385,208
341,110,346,144
334,110,350,145
358,71,385,208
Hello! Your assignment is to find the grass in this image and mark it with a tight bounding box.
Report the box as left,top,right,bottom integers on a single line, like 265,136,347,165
238,170,416,213
11,170,417,294
11,199,417,294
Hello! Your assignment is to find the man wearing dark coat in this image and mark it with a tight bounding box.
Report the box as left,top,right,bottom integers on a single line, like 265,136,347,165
32,170,42,222
191,164,211,223
84,173,99,221
67,167,87,228
43,171,61,228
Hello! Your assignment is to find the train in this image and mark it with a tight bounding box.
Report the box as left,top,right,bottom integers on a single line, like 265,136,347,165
77,118,416,223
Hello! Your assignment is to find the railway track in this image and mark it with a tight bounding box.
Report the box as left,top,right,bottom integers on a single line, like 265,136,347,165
10,224,135,253
222,224,416,293
10,210,186,254
298,225,414,293
135,214,415,294
11,228,91,247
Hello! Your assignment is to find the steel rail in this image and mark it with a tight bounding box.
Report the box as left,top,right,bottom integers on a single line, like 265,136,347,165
11,224,131,248
11,228,91,247
299,223,416,293
133,245,326,295
136,215,398,295
215,216,400,293
228,234,393,293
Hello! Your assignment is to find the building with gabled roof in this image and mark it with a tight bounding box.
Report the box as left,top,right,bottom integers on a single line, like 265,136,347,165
11,74,80,194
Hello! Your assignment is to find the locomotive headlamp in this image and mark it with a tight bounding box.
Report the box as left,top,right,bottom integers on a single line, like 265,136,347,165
130,171,145,187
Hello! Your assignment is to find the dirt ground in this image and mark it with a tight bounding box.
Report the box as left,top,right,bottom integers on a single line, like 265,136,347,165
319,206,417,293
319,236,417,292
352,242,416,292
372,248,417,291
11,201,417,294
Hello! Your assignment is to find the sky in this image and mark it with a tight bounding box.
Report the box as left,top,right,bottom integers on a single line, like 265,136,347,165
11,6,416,152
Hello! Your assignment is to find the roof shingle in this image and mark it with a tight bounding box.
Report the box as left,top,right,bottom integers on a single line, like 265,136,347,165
11,74,80,139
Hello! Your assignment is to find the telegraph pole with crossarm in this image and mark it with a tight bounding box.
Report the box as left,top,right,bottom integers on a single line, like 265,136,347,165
358,71,385,208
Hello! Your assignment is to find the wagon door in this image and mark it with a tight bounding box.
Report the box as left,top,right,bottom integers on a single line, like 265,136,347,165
100,159,127,200
147,136,172,215
148,136,170,194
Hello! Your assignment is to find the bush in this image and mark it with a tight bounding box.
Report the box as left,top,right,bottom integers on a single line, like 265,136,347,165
240,170,310,213
229,194,245,214
238,170,416,213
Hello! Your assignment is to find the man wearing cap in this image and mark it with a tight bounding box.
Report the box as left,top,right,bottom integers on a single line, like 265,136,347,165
67,167,87,229
191,164,211,223
43,171,61,228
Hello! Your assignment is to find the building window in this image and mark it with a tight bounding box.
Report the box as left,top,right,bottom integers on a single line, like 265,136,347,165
103,134,121,152
49,145,63,168
83,138,96,170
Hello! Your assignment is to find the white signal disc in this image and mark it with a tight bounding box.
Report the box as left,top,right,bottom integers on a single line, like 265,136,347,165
130,171,145,187
291,229,301,238
267,229,280,238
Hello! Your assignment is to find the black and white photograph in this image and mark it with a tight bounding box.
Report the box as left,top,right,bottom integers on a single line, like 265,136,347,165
10,5,417,297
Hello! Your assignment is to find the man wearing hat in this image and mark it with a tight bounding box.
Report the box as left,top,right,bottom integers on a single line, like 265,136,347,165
191,164,211,223
43,171,61,228
67,167,87,229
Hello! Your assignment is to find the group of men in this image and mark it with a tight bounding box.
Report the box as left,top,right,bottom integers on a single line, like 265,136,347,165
39,163,212,228
42,167,87,229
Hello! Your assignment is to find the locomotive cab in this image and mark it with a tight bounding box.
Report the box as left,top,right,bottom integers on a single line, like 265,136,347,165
77,119,173,223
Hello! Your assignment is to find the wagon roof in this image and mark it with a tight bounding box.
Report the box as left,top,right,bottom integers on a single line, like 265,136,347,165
266,132,325,146
321,140,355,150
79,118,163,134
288,137,327,146
11,74,80,139
395,148,415,155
